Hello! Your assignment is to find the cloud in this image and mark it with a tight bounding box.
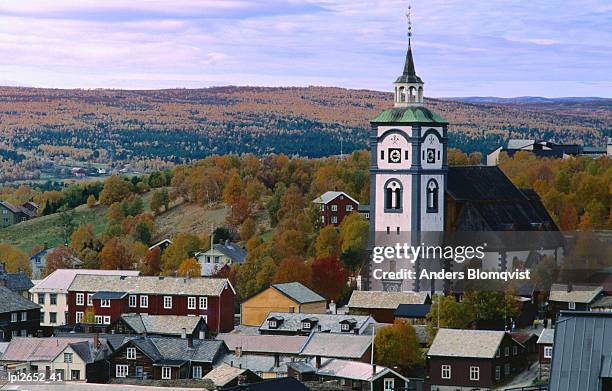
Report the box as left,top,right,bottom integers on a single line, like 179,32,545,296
0,0,610,97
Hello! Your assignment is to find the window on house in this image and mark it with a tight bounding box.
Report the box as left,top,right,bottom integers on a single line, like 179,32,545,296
384,180,402,210
101,299,111,307
544,346,552,358
20,329,27,337
214,256,220,263
11,330,18,337
140,295,148,308
64,353,73,363
87,293,93,306
50,293,57,305
441,365,451,379
346,205,353,212
192,366,202,379
71,370,80,380
116,365,128,378
50,312,57,324
505,347,509,357
331,205,338,212
496,348,500,358
20,312,27,321
76,293,84,306
383,378,395,391
331,216,337,224
302,321,311,330
127,347,136,359
38,294,45,305
495,366,501,380
513,346,518,355
188,297,196,309
470,366,479,381
199,297,207,309
40,310,45,323
164,296,172,309
162,367,171,380
268,320,277,328
341,323,350,332
76,312,84,323
568,302,576,310
103,316,111,324
95,316,103,324
426,179,439,213
129,295,137,307
504,363,510,375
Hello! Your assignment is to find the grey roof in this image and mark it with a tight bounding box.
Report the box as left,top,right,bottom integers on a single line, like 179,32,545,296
213,241,247,264
126,336,227,364
217,334,308,355
395,43,423,84
259,312,373,334
549,312,612,391
272,282,325,304
592,296,612,309
222,353,291,375
69,341,97,364
315,358,403,382
119,313,205,336
300,333,372,359
602,355,612,379
0,285,39,313
394,304,431,318
1,337,92,362
312,191,358,205
0,201,36,217
69,274,232,296
54,332,133,351
348,290,429,309
203,363,251,387
92,291,127,300
549,283,603,304
31,269,140,293
428,329,506,359
537,328,554,345
223,376,309,391
0,271,33,292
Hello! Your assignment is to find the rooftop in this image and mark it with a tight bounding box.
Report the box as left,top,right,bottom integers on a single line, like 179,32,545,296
312,191,358,205
1,337,92,362
69,275,232,296
124,336,226,364
394,303,431,318
549,283,603,304
348,290,429,309
31,269,140,292
300,333,371,359
428,329,506,359
119,313,206,336
537,328,555,345
202,363,251,387
259,312,373,334
217,334,307,355
0,285,39,313
371,106,446,124
271,282,325,304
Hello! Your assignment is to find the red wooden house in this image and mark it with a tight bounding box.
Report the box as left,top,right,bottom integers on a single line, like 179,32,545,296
312,191,359,227
67,275,235,333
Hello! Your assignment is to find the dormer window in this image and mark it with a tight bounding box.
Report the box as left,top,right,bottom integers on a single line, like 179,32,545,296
341,323,350,332
302,321,311,330
269,320,277,329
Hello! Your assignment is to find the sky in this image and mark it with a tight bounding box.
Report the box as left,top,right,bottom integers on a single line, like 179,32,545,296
0,0,610,97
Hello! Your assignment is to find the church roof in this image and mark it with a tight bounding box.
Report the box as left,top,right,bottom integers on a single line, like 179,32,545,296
371,106,446,124
395,44,423,84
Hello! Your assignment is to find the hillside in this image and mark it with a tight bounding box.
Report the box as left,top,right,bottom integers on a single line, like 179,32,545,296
1,86,610,182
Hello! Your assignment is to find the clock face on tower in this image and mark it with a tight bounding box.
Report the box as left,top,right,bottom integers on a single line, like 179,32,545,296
427,148,436,164
388,148,402,163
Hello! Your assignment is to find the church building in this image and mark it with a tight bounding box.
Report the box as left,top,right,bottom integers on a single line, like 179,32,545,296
364,11,563,292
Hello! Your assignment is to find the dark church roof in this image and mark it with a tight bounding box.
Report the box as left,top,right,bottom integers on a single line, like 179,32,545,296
396,44,423,84
447,166,560,232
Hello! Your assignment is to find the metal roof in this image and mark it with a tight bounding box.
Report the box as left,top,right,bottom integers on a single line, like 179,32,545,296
536,328,555,345
259,312,373,334
549,311,612,391
371,106,447,124
92,291,127,300
394,304,431,318
312,191,359,205
272,282,325,304
0,285,39,313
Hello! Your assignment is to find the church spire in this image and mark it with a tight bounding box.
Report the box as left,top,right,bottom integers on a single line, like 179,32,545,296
394,4,424,107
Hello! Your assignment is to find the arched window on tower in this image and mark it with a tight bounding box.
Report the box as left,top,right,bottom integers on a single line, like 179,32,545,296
426,179,439,213
385,180,402,211
409,87,416,103
399,87,406,103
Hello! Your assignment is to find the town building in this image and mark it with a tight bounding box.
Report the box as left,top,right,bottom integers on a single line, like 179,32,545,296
195,240,247,276
67,275,235,333
109,335,227,380
548,283,604,322
427,329,527,390
202,362,262,389
364,13,563,292
591,295,612,312
0,200,38,227
258,312,375,335
0,262,33,297
148,238,172,254
536,328,554,365
30,269,140,329
0,336,110,382
109,313,209,339
29,246,83,279
548,311,612,391
240,282,326,327
347,290,430,323
312,191,360,227
0,285,41,341
290,358,411,391
394,303,431,325
486,138,612,166
300,333,372,363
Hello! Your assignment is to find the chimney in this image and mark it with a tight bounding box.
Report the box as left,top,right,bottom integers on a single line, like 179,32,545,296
567,283,573,293
372,364,377,375
93,333,99,348
181,328,187,339
187,336,193,348
199,330,205,340
315,356,321,369
274,354,280,368
329,300,337,315
235,346,242,358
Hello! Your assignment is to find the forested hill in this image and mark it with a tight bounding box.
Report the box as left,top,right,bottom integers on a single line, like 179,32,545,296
1,86,609,169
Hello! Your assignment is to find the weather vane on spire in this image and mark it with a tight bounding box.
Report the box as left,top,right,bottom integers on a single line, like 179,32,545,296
406,4,412,45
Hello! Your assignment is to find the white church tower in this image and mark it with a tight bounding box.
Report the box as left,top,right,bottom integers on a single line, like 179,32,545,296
366,7,448,292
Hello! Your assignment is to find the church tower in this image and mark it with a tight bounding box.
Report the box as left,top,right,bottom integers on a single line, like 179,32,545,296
366,7,448,292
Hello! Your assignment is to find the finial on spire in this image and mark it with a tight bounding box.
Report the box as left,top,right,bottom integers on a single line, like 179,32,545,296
406,4,412,46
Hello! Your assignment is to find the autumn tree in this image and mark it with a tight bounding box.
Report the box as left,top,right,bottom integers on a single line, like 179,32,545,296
140,247,162,276
426,295,475,343
177,258,201,278
375,321,424,371
311,256,347,301
99,237,143,270
161,233,202,273
70,224,101,266
43,247,76,277
273,256,312,287
99,175,132,205
314,225,340,258
239,217,257,241
339,212,368,253
0,243,31,276
150,188,170,214
86,194,96,208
